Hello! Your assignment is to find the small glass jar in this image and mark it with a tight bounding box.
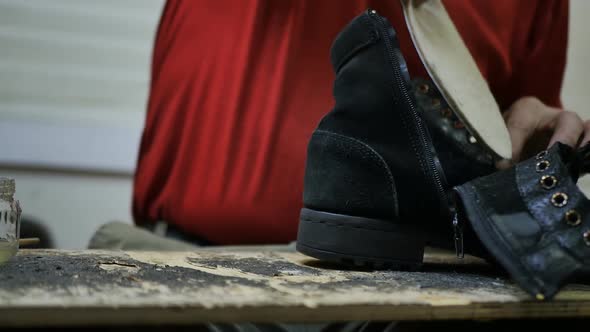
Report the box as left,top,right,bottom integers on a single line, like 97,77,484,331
0,178,21,264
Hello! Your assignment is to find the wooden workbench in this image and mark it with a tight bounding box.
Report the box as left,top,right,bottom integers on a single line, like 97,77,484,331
0,248,588,327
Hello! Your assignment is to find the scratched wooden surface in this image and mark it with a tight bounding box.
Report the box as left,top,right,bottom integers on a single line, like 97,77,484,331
0,248,588,327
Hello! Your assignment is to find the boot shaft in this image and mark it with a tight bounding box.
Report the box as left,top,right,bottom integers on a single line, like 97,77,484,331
304,10,448,222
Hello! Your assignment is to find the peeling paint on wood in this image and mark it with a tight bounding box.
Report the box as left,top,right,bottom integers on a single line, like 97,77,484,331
0,248,587,326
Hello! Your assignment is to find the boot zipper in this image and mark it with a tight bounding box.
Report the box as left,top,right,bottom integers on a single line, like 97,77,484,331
368,9,450,220
451,207,464,259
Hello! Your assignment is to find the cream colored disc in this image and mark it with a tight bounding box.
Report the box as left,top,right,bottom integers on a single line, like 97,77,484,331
401,0,512,160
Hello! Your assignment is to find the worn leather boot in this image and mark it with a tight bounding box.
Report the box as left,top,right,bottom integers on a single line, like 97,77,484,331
454,143,590,300
296,10,495,268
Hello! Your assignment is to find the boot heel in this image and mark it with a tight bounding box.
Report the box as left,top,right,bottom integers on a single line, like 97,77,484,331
296,208,425,269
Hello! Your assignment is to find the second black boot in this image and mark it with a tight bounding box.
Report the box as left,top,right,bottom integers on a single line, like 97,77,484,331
296,10,496,268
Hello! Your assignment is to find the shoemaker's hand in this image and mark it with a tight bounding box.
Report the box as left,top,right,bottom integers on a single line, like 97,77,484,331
498,96,588,169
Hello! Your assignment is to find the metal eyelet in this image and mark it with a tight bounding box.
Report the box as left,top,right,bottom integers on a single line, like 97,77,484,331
453,121,465,129
551,192,568,207
440,108,452,117
584,230,590,246
536,160,550,172
565,210,582,226
536,150,548,160
468,136,477,144
539,175,558,190
418,84,429,94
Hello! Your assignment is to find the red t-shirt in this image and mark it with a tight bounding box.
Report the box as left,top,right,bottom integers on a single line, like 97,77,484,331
133,0,568,244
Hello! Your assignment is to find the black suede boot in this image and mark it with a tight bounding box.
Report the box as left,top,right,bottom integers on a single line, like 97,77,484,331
296,10,495,268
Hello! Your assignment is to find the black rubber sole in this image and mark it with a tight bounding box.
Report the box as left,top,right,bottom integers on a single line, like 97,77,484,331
296,208,426,270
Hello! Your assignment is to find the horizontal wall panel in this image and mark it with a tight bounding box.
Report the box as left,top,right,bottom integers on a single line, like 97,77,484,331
0,0,164,171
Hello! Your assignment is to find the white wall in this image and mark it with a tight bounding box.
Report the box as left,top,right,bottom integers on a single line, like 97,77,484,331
0,0,164,248
0,0,164,172
0,1,589,248
563,0,590,118
0,168,133,249
563,1,590,195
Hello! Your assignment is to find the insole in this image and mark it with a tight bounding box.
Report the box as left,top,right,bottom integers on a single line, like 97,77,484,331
401,0,512,160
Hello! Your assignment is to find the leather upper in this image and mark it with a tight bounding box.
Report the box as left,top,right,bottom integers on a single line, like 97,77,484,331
454,143,590,299
305,11,445,222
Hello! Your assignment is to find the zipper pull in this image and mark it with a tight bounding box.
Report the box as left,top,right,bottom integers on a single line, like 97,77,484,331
452,209,464,259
